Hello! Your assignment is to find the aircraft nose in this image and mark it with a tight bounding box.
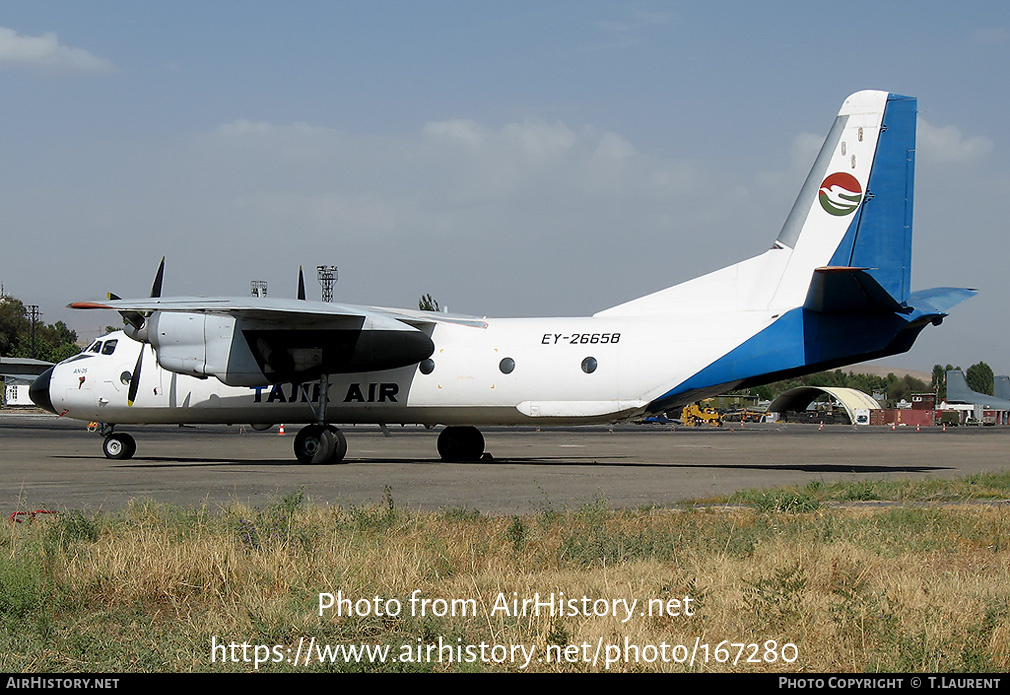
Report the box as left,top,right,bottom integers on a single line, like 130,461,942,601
29,366,56,414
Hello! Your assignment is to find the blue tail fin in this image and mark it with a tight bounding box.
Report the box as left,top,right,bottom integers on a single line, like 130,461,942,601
828,94,916,305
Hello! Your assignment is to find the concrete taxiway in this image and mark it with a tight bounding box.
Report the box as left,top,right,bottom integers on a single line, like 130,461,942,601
2,412,1009,514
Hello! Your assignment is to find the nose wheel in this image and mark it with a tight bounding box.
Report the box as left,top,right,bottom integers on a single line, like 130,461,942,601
103,432,137,460
294,424,348,464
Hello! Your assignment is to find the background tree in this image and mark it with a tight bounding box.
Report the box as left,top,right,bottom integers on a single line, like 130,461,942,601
966,361,994,396
932,364,946,400
0,295,79,362
0,297,30,357
418,293,440,312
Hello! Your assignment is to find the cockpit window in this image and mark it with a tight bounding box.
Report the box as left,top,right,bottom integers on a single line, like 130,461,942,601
101,340,118,355
88,342,102,353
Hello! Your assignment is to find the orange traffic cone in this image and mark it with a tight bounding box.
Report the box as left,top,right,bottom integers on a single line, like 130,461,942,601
818,422,823,431
279,424,285,436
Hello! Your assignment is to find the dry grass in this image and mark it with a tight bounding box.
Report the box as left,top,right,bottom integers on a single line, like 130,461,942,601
2,488,1009,672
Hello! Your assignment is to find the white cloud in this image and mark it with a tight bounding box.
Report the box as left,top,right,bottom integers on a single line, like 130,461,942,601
970,27,1009,44
0,26,116,74
422,119,486,147
215,119,332,138
501,119,578,163
199,115,715,247
592,9,675,50
596,9,675,34
917,119,993,163
212,119,346,163
35,113,803,317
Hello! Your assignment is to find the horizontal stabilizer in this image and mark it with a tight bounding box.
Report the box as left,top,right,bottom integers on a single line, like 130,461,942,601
803,267,909,314
906,287,977,317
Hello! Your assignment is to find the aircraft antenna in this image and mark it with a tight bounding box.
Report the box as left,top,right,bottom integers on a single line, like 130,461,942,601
317,265,338,302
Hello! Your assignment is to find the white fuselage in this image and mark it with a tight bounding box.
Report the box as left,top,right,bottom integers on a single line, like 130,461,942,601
50,307,776,428
39,91,965,451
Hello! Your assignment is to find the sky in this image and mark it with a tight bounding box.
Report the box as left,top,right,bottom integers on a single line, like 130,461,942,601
0,1,1007,373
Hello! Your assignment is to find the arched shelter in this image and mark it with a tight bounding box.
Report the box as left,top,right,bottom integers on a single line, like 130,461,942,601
767,386,880,425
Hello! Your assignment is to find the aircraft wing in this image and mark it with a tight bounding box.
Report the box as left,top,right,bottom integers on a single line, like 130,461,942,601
365,306,488,329
71,297,488,328
72,297,372,323
68,296,468,385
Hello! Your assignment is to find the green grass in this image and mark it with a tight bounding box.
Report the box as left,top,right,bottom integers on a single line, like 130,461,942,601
722,472,1010,510
2,477,1009,673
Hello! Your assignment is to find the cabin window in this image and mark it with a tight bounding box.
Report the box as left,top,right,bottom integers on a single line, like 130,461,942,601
419,359,435,375
499,357,515,374
581,356,597,374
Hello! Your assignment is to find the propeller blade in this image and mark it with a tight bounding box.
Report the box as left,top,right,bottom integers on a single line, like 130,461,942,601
297,266,306,301
127,346,143,407
111,258,165,333
150,257,165,298
108,292,146,331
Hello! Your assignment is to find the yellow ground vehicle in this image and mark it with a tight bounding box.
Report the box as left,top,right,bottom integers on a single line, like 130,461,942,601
681,402,723,427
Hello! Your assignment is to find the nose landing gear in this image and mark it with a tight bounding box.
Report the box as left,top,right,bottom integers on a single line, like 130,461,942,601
95,425,137,460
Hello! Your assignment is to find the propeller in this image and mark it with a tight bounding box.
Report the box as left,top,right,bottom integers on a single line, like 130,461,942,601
112,257,165,333
150,256,165,300
113,257,165,407
127,345,144,407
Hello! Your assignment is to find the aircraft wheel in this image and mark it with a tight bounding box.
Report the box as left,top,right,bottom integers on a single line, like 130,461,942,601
294,425,347,464
437,426,485,462
103,433,136,460
329,426,348,463
294,425,333,464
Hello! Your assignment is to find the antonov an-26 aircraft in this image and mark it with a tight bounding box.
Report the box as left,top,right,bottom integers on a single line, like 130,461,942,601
31,91,974,463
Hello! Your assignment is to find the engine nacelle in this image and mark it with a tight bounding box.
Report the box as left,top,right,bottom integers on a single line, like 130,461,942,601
146,310,434,386
147,311,257,383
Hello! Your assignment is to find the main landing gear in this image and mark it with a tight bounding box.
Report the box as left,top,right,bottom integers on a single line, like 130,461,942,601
293,424,348,464
437,426,486,462
290,375,349,464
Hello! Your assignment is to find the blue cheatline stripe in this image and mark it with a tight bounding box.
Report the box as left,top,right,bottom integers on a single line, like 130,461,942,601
829,94,916,304
648,308,923,411
650,310,807,408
